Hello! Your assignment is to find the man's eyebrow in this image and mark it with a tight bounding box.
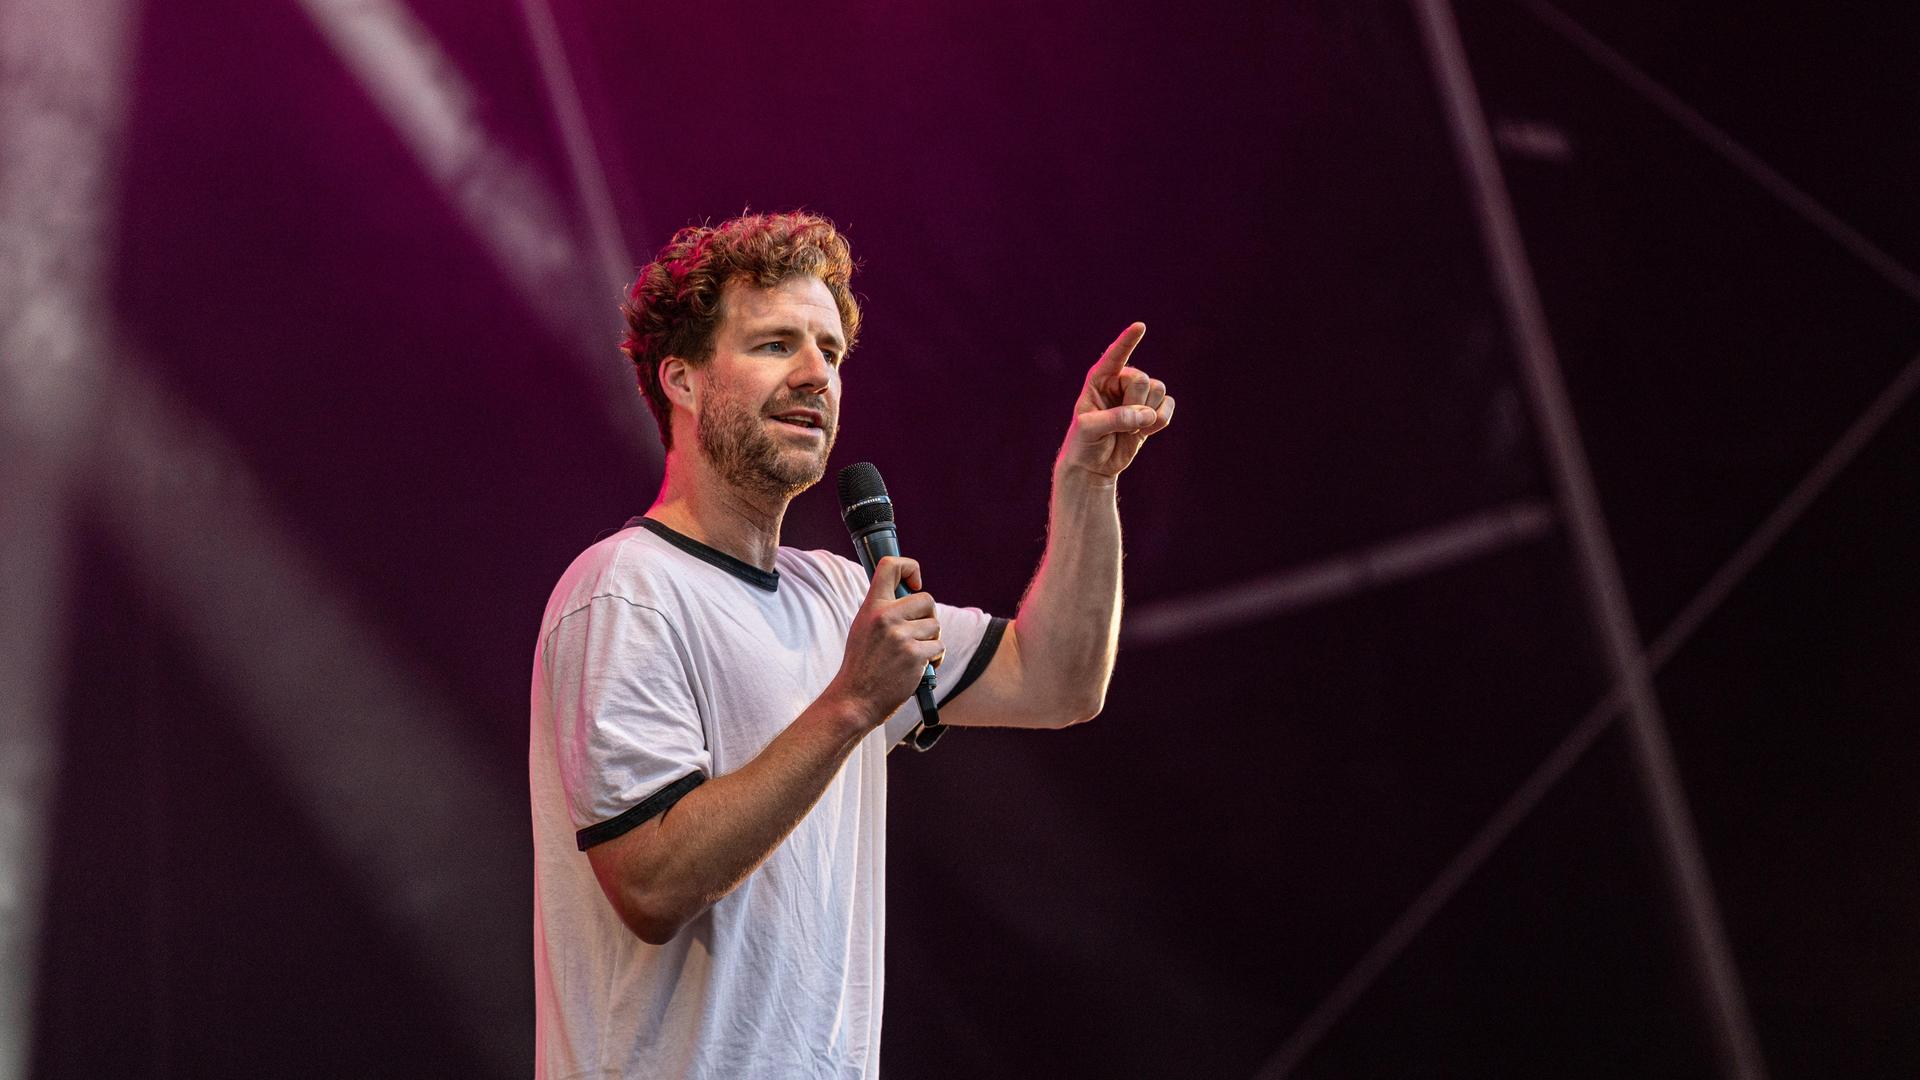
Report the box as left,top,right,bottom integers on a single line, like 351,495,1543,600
743,323,803,341
744,322,845,352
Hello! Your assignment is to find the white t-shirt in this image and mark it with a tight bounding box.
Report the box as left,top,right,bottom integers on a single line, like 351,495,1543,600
530,517,1004,1080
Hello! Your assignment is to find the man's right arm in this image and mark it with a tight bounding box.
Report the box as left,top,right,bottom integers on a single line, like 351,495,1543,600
583,556,941,945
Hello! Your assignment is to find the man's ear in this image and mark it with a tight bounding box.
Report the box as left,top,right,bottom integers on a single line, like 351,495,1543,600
660,356,696,409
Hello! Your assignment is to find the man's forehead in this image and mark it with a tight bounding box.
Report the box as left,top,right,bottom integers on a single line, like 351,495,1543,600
722,276,843,337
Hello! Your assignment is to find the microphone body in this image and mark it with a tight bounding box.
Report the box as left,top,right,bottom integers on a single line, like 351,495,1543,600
838,463,944,750
845,516,911,594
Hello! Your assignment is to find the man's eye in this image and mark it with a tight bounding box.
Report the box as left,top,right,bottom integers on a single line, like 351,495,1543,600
760,341,789,354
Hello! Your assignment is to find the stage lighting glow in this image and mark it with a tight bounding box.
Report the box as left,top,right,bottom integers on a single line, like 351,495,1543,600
0,0,141,1071
298,0,657,457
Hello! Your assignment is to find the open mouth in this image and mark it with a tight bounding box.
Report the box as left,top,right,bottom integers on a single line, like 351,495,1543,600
769,412,825,433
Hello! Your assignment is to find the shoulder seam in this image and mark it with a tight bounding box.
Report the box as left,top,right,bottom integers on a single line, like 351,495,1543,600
543,593,709,753
546,592,678,644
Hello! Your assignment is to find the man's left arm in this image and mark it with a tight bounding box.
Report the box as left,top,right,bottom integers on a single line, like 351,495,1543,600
940,322,1174,729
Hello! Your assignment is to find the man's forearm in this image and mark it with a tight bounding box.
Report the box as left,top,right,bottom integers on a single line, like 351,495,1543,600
587,691,873,944
1009,462,1125,722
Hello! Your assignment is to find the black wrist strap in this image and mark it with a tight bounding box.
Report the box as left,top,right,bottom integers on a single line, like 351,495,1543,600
905,679,945,751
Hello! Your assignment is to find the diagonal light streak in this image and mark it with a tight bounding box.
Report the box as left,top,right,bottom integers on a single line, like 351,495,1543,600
1261,4,1778,1076
1405,3,1763,1074
1258,347,1920,1075
1254,686,1623,1078
514,0,636,294
1257,0,1920,1066
1122,501,1557,648
297,0,581,328
0,0,142,1073
0,461,72,1080
4,0,632,1070
1516,0,1920,308
297,0,659,456
1647,351,1920,668
85,363,529,1073
1259,2,1920,1054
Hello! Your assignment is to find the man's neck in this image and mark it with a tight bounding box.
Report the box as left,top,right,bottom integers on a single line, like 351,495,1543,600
646,450,790,572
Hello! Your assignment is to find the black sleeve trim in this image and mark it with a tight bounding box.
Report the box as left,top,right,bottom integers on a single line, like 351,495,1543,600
575,771,706,851
938,616,1009,707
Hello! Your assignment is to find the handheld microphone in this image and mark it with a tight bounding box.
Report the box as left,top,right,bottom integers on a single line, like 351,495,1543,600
836,462,944,751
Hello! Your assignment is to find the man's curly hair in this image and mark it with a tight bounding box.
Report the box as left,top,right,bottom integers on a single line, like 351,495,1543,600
620,211,861,449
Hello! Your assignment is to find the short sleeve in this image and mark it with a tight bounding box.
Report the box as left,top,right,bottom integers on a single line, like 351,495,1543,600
544,595,712,850
879,601,1010,748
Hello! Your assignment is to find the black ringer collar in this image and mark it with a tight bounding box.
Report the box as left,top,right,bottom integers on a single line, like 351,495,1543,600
628,516,780,592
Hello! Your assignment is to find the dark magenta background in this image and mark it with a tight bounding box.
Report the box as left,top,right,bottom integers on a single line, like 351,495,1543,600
30,0,1920,1076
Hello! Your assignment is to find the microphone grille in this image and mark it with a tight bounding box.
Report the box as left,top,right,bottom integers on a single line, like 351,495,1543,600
837,462,895,530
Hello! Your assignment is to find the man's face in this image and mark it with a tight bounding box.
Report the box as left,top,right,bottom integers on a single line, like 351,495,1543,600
691,275,845,500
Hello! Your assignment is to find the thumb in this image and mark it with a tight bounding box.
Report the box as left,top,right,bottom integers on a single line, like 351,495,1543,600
1076,404,1157,440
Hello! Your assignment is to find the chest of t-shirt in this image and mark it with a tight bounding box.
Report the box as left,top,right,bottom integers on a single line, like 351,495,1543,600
666,574,857,774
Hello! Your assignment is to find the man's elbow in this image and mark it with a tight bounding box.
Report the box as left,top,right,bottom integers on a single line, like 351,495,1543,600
615,889,694,946
1049,688,1106,728
588,830,713,945
631,913,685,947
595,865,698,945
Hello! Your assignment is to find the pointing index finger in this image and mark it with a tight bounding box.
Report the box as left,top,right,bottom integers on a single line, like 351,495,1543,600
1088,322,1147,386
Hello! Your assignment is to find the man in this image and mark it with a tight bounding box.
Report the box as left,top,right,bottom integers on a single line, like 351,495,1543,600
530,211,1173,1078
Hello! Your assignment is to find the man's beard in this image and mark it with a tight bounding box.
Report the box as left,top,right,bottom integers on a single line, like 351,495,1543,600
696,387,836,501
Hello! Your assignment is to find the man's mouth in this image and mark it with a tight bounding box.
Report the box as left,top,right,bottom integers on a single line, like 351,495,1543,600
769,409,826,432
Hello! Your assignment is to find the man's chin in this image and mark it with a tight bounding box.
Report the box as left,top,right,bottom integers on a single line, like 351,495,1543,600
738,446,830,499
700,409,835,499
781,451,830,493
782,433,834,484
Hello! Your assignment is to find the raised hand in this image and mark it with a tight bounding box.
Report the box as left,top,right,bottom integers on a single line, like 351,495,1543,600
1058,322,1175,480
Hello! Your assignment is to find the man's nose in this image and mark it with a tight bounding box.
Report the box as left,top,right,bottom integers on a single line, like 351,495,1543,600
789,345,834,390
